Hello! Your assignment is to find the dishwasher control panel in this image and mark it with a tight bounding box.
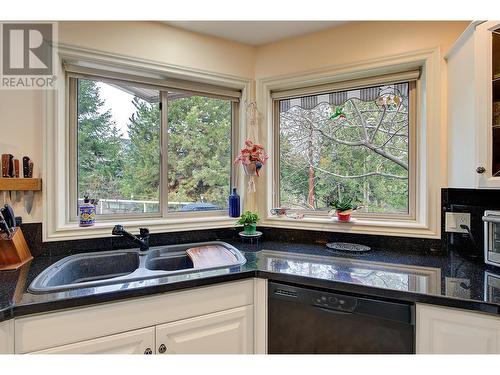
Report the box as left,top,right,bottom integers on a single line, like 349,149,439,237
312,294,357,312
270,283,359,313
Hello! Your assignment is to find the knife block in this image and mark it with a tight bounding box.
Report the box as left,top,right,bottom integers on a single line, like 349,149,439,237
0,228,33,270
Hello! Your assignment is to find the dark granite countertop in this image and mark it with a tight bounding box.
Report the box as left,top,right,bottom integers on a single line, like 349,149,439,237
2,239,500,322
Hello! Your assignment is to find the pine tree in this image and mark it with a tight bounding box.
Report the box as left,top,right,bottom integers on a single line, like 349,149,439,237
77,79,125,201
121,97,161,203
167,95,231,208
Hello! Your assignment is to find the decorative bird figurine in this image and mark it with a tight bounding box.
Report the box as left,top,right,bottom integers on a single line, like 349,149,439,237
330,106,346,120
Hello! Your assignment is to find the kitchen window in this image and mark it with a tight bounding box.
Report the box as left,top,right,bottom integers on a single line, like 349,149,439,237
68,72,239,220
272,71,418,219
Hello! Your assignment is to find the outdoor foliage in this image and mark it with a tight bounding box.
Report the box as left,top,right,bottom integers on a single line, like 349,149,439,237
77,80,231,214
77,80,126,202
167,95,231,210
77,78,408,216
279,84,410,214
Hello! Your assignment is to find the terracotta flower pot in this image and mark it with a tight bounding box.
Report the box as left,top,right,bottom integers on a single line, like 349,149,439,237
336,211,351,222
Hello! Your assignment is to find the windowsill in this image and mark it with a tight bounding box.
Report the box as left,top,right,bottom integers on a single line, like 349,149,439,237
44,215,239,242
260,215,439,239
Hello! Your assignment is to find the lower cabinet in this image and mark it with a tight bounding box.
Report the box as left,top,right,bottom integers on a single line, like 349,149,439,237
0,320,14,354
30,306,253,355
156,306,253,354
416,303,500,354
32,327,155,354
13,280,260,354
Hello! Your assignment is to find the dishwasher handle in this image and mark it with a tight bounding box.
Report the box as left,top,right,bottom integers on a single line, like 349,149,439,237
314,305,354,316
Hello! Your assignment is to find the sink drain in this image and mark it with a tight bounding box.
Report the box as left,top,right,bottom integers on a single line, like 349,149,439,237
326,242,371,252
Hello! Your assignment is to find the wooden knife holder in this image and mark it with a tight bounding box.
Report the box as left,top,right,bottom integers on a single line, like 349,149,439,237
0,228,33,270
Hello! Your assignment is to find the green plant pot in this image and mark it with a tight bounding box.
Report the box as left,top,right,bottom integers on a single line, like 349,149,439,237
243,223,257,235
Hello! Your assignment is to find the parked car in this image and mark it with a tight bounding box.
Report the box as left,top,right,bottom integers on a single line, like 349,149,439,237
178,202,221,212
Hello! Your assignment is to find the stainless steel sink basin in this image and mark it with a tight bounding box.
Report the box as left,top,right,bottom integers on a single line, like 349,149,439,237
145,251,194,271
29,241,246,294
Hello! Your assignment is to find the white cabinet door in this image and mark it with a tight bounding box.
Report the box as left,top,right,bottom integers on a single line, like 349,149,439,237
447,21,500,188
417,304,500,354
0,320,14,354
156,306,253,354
31,327,155,354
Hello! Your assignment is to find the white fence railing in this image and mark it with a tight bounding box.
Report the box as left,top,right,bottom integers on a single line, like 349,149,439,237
78,198,190,215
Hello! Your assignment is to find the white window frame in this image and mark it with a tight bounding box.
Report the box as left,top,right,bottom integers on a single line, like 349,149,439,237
256,48,442,239
43,44,251,241
272,78,417,221
68,74,238,221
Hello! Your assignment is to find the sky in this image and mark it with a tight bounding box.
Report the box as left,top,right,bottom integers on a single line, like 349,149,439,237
96,82,137,139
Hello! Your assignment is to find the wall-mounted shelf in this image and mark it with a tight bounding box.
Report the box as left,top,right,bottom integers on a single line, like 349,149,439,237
0,178,42,191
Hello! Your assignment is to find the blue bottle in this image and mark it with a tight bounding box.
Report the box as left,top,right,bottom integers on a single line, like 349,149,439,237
228,187,241,217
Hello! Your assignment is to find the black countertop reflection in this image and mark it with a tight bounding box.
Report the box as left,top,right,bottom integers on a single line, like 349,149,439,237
2,239,500,322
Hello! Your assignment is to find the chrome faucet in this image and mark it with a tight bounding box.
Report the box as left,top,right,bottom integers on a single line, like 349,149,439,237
112,225,150,251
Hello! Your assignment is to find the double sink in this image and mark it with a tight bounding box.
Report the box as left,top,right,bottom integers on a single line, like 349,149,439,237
29,241,246,294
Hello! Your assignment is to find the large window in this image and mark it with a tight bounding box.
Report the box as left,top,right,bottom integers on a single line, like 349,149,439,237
275,79,416,217
70,75,237,219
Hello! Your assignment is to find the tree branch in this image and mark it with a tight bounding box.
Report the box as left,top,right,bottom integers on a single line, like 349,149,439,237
314,165,407,180
370,105,387,142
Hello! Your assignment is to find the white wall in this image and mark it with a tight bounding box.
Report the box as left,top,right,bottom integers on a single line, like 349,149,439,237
0,90,43,221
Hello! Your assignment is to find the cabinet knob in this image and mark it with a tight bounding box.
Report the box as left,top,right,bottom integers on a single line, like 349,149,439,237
144,348,153,354
158,344,167,354
476,166,486,174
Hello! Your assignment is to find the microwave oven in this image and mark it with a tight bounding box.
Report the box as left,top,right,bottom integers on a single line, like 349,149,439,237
483,210,500,267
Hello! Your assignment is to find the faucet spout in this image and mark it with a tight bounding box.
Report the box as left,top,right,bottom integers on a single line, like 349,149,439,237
112,225,150,251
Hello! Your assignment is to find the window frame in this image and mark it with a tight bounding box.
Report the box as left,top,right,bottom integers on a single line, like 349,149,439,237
67,72,240,223
272,79,418,221
257,48,443,239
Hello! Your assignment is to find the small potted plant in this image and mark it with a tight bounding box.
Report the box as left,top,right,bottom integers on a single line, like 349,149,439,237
237,210,260,235
328,198,361,222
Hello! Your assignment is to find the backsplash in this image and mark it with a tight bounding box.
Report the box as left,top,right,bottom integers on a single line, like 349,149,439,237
20,222,443,258
441,188,500,259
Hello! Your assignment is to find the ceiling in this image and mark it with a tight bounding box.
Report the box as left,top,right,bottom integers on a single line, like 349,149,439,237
164,21,348,46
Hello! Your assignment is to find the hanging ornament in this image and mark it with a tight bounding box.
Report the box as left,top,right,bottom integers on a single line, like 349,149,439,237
232,102,269,193
234,139,269,193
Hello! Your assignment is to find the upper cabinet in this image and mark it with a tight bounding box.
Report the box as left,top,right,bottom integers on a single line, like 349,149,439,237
448,21,500,188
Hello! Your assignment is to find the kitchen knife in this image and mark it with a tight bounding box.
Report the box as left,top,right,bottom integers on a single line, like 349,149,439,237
1,204,16,229
0,211,11,239
1,154,9,178
1,154,9,205
23,157,34,215
14,159,21,202
7,154,13,202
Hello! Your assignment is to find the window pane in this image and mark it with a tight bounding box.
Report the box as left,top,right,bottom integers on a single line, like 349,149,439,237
77,79,161,215
279,82,410,214
167,93,232,212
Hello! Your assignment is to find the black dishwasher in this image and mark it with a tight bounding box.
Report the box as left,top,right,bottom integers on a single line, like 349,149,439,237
268,282,415,354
